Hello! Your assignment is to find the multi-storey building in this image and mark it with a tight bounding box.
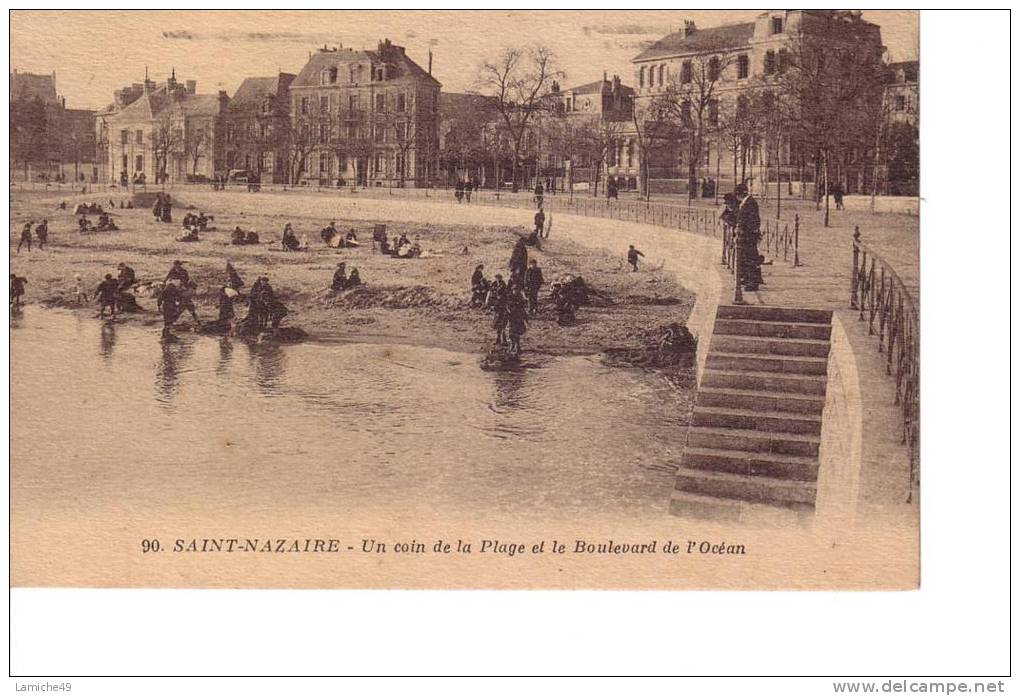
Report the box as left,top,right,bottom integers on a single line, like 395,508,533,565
288,39,441,187
629,10,885,195
549,74,638,191
10,70,98,182
96,71,228,185
224,72,295,184
884,60,918,129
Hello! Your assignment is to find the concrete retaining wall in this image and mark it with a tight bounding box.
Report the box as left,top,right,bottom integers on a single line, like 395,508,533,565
814,313,864,536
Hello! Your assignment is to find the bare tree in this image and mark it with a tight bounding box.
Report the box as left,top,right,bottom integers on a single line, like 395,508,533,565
152,111,183,186
285,112,323,185
651,54,732,200
775,20,886,225
184,121,211,176
477,45,563,192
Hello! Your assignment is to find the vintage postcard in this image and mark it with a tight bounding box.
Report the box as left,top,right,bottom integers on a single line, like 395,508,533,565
9,10,920,590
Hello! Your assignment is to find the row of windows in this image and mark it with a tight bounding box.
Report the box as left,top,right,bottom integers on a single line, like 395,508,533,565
306,151,407,176
299,121,414,144
299,91,412,116
317,63,391,86
638,45,790,89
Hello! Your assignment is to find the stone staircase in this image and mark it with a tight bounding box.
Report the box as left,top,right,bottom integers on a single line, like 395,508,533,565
670,305,834,522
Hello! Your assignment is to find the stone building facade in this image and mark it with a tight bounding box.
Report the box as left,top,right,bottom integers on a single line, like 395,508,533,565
223,73,296,184
288,39,441,187
628,10,885,195
96,71,228,185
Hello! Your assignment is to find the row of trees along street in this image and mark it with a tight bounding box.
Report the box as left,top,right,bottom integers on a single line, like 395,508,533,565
466,38,917,225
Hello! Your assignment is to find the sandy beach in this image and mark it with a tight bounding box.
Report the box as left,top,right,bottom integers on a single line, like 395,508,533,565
9,188,696,362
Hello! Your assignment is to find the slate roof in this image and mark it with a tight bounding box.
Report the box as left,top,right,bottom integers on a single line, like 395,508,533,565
565,79,635,96
229,74,295,112
633,22,755,62
292,46,440,89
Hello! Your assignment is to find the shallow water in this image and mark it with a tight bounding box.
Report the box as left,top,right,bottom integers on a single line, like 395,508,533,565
10,309,691,523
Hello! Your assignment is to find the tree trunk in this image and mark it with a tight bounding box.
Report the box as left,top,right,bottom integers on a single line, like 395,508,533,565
823,150,830,228
775,138,782,220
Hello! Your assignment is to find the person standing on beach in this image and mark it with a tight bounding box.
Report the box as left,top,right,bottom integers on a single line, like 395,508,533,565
534,208,546,237
35,220,48,250
627,244,644,272
165,260,190,287
96,274,120,319
509,236,529,281
524,259,544,315
10,274,27,309
507,289,528,356
17,221,33,253
158,278,184,337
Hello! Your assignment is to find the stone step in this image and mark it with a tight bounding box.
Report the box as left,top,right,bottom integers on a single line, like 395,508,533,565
713,318,833,341
687,426,821,458
701,368,828,396
717,305,833,325
710,334,832,358
698,387,826,415
692,405,823,436
668,490,743,522
705,351,829,376
681,446,819,481
674,468,817,509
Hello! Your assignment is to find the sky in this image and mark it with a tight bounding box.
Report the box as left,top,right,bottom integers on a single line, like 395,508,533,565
10,10,919,110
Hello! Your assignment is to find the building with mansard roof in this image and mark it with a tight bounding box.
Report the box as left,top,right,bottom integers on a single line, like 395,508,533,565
288,39,441,187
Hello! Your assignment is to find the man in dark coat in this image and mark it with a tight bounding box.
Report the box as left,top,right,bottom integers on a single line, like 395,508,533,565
524,259,544,315
534,208,546,236
158,279,184,336
165,260,190,287
509,237,528,281
96,273,120,318
35,220,48,249
735,183,762,290
17,221,33,253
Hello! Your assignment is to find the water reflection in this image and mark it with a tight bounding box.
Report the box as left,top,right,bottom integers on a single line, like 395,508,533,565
492,367,527,410
12,309,689,518
246,341,286,395
216,337,234,375
155,336,194,407
99,322,117,362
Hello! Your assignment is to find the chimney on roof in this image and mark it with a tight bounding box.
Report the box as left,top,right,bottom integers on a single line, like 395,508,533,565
217,90,229,112
428,49,433,75
684,20,697,37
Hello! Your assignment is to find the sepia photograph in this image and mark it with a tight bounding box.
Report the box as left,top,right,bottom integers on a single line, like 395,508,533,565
8,6,1016,686
7,9,926,593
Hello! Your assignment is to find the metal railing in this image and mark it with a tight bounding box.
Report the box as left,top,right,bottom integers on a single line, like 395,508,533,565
851,228,920,498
